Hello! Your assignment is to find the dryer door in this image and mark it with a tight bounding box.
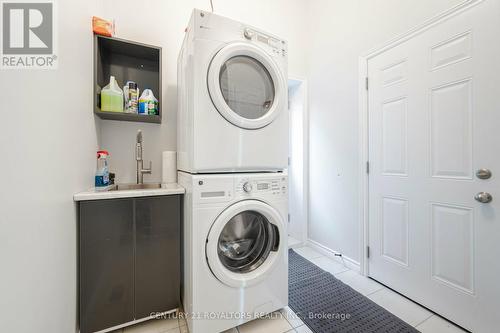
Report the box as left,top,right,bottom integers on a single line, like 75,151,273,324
207,42,285,129
206,200,285,287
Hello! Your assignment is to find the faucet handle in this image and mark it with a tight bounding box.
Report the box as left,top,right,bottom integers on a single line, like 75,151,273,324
142,161,152,174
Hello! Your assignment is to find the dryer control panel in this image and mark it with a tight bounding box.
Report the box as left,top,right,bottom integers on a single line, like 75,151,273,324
242,27,287,58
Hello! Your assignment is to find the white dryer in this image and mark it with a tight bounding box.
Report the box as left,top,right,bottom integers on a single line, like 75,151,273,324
178,171,288,333
177,9,289,173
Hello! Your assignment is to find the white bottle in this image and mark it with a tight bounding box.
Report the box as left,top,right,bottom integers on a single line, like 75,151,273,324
138,89,158,115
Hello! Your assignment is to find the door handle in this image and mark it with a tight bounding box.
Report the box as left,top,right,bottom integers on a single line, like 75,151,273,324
271,224,280,252
476,169,492,180
475,192,493,203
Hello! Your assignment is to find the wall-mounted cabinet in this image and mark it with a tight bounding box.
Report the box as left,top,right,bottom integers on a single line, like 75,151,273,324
94,35,162,124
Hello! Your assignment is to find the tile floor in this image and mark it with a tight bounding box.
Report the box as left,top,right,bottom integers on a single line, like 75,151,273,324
110,245,467,333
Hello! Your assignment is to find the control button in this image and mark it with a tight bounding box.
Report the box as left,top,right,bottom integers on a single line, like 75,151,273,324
243,182,253,193
243,28,254,40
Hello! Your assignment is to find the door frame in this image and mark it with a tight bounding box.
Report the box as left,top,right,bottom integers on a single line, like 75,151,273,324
288,76,309,244
357,0,484,276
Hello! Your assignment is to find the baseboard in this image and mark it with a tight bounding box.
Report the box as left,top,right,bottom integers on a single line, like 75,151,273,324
306,239,361,273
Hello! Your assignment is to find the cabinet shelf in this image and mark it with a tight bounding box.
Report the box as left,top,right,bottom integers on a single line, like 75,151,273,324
94,35,162,124
95,108,161,124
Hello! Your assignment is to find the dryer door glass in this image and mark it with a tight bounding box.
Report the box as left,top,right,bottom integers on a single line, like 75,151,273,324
219,56,275,120
217,210,279,274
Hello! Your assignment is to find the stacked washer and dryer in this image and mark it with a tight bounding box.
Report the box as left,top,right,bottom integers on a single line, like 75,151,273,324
177,9,289,333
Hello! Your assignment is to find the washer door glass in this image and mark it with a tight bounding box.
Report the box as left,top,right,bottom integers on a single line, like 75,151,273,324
219,56,275,120
218,210,278,274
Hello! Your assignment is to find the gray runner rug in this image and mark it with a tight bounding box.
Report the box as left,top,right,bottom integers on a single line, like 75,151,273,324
288,249,419,333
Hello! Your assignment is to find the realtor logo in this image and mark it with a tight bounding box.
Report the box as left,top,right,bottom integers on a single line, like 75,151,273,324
1,0,57,69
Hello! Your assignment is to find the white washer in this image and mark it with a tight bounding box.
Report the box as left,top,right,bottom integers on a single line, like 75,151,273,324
178,171,288,333
177,9,289,173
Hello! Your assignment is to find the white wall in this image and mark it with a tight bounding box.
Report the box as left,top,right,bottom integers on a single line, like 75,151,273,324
0,1,100,332
307,0,463,264
99,0,310,184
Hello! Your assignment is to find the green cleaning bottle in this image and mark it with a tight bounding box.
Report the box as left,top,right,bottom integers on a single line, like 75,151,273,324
101,76,124,112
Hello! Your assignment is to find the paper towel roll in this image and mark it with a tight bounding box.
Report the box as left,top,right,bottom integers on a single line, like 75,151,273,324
162,151,177,184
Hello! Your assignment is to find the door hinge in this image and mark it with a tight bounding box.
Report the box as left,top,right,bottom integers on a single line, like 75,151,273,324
288,214,290,222
365,77,369,90
367,246,370,258
288,157,291,166
366,161,370,174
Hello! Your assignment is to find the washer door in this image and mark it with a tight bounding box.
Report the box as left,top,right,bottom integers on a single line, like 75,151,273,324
207,42,285,129
206,200,284,288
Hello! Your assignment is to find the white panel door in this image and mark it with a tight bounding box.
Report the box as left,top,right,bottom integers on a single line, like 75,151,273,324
367,1,500,332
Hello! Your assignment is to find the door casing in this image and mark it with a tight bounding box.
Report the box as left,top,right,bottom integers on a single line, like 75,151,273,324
288,76,309,244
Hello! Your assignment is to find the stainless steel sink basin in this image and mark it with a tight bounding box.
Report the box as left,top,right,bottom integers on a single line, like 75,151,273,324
109,183,162,191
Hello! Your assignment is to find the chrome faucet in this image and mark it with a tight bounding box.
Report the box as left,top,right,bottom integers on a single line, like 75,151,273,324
136,130,151,184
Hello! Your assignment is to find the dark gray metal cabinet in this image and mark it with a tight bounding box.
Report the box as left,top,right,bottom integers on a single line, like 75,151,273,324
135,197,180,318
80,199,134,333
79,195,181,333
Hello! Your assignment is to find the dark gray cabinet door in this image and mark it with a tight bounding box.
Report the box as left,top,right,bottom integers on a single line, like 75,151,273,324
80,199,134,333
135,196,180,318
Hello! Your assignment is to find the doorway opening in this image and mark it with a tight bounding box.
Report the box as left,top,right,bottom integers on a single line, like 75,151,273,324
288,78,308,248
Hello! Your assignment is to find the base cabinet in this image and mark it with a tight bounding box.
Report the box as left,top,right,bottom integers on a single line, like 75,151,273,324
79,195,181,333
135,197,180,318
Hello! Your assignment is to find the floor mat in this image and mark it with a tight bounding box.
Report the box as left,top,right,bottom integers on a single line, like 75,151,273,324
288,249,419,333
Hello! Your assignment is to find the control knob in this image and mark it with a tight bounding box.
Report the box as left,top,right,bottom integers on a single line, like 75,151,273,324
243,182,253,193
243,28,254,40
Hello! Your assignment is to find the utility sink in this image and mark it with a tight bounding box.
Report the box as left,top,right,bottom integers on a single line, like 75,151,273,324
108,183,162,191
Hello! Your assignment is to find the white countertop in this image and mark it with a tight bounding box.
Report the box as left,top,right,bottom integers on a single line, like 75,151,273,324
73,183,185,201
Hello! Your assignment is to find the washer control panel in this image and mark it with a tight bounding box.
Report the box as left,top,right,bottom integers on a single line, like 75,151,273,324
236,176,287,197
